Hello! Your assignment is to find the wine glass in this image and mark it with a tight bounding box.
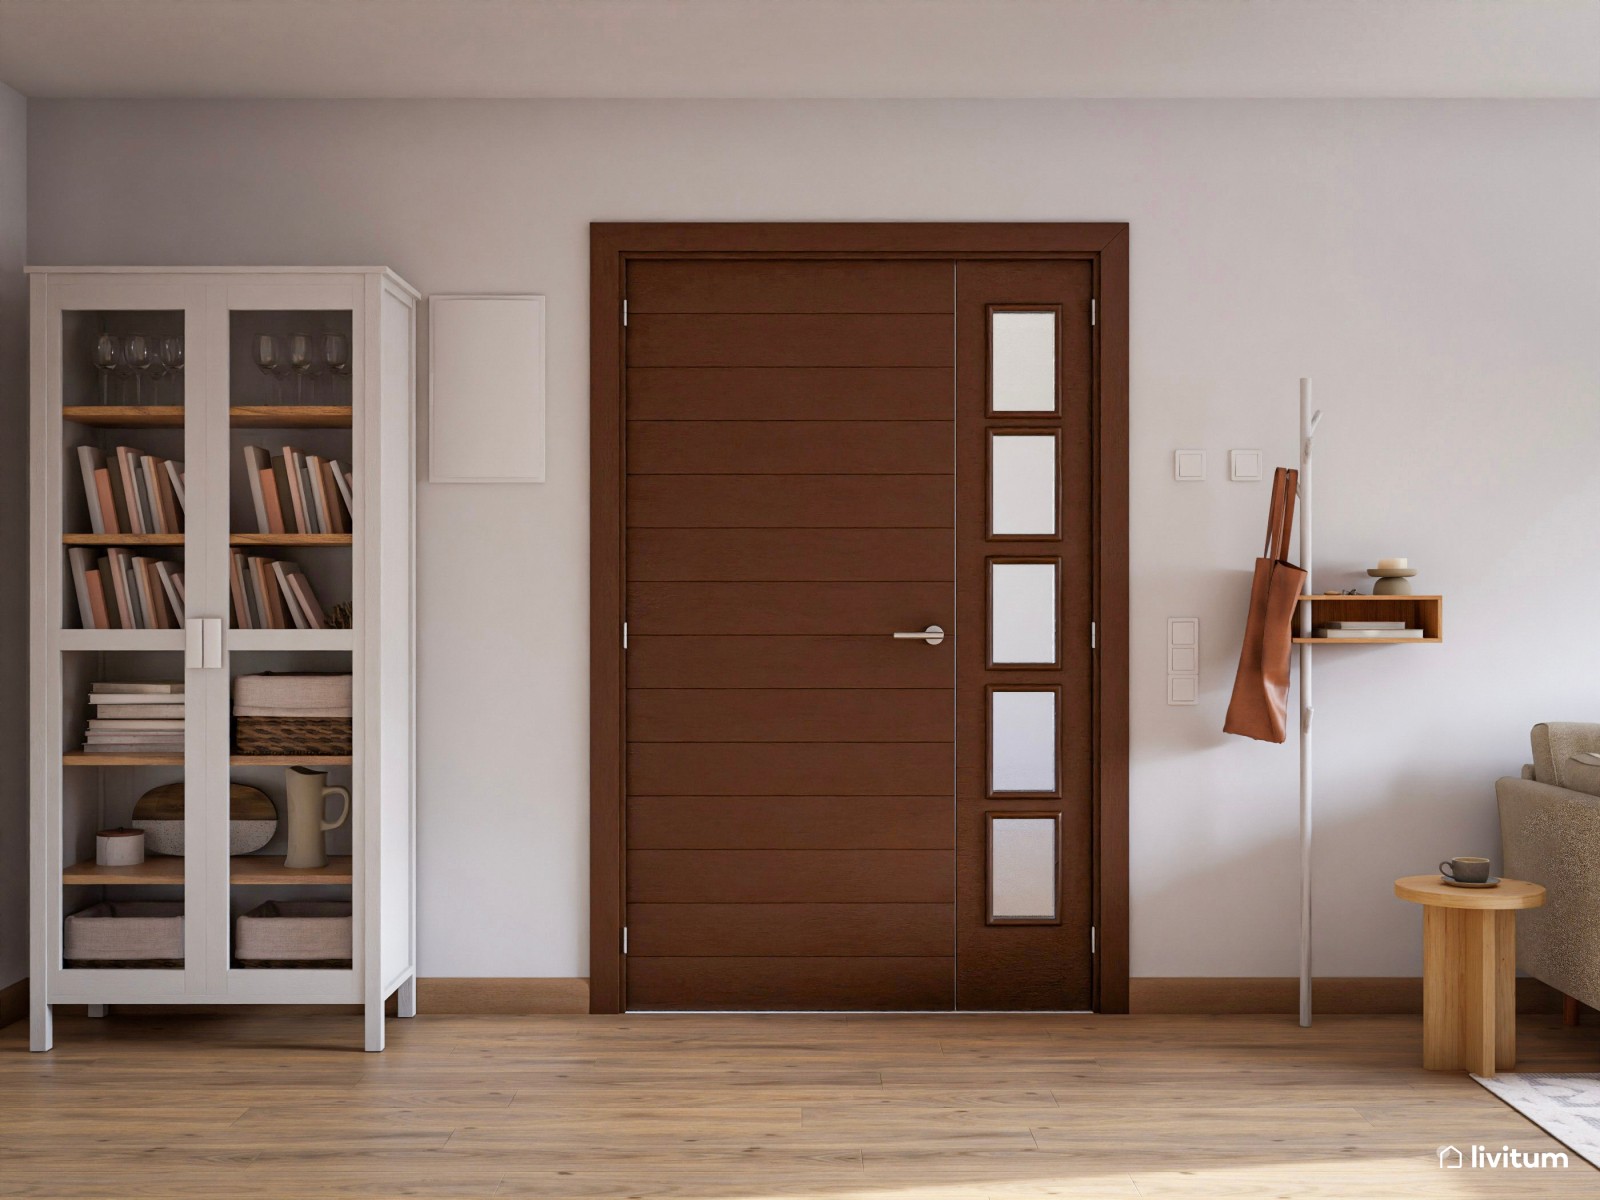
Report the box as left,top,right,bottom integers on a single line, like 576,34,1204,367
287,332,320,403
91,333,123,405
159,336,185,404
123,334,155,405
321,333,350,401
253,334,288,403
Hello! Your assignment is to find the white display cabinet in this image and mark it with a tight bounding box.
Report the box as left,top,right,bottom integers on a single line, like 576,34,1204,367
27,268,417,1051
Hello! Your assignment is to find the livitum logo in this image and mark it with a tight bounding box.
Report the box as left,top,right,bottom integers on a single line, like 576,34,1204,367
1437,1144,1570,1169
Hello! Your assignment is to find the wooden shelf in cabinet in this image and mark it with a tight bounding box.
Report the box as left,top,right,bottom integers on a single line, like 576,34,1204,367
1293,594,1443,644
63,752,182,767
63,533,183,546
230,533,351,547
231,855,352,885
63,405,184,428
63,858,183,885
230,405,352,429
230,755,353,766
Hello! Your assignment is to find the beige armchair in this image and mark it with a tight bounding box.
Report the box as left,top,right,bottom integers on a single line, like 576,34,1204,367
1497,722,1600,1023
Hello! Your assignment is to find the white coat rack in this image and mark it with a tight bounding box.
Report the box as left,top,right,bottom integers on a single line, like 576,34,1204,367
1298,379,1323,1027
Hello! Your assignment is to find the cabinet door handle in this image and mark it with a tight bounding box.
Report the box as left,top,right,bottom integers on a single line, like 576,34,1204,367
185,619,204,669
202,618,223,669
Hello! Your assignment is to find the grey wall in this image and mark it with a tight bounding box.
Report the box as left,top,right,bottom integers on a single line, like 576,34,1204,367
25,98,1600,981
0,81,26,993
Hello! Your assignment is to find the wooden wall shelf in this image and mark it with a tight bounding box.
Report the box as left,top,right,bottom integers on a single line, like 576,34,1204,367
230,533,351,547
1294,594,1443,644
63,533,183,546
231,855,353,885
231,405,353,429
63,405,184,428
63,752,182,767
63,858,183,885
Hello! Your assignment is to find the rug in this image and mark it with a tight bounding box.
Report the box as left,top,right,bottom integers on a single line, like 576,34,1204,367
1474,1072,1600,1169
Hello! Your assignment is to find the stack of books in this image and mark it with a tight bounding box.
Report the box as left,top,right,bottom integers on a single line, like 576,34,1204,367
82,681,184,755
230,551,330,630
1314,621,1425,639
241,445,353,535
76,445,185,535
67,547,184,629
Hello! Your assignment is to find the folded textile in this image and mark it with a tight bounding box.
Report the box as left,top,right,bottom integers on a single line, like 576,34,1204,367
233,704,352,719
232,672,352,714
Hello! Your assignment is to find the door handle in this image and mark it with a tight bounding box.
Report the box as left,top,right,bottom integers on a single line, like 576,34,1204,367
186,618,224,668
892,625,946,646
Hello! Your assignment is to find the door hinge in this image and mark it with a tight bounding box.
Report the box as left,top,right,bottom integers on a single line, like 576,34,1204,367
1091,927,1097,954
622,927,629,954
1090,621,1097,650
622,300,628,327
1090,298,1097,326
622,621,629,650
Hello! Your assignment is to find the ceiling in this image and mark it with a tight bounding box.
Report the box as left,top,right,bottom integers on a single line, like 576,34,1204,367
0,0,1595,101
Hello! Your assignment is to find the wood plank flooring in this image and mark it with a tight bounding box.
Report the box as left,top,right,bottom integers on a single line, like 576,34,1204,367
1,1011,1596,1197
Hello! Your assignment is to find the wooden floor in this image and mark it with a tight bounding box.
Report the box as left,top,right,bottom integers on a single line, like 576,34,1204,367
1,1011,1597,1198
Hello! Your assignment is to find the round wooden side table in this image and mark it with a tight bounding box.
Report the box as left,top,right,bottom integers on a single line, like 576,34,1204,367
1394,874,1546,1077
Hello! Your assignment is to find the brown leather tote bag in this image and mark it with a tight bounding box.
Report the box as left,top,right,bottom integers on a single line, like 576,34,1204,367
1223,467,1305,743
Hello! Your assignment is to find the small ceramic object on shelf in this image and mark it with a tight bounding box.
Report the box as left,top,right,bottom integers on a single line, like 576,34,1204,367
1368,557,1418,595
95,828,145,867
283,766,351,869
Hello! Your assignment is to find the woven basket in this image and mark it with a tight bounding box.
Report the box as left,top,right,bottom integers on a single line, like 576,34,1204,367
235,900,352,969
64,901,184,966
234,717,352,756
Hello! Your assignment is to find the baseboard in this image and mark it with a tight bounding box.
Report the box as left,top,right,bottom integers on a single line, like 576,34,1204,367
1130,976,1566,1015
416,977,589,1015
0,977,26,1029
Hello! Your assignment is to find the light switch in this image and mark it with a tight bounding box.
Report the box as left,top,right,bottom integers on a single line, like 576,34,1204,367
1168,645,1198,674
1230,450,1263,482
1167,617,1199,706
1168,617,1199,647
1174,450,1207,482
1168,676,1199,705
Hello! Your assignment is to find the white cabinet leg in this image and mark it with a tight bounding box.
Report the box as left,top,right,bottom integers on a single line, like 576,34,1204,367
87,1004,109,1018
398,975,417,1018
365,1000,385,1051
30,1002,52,1052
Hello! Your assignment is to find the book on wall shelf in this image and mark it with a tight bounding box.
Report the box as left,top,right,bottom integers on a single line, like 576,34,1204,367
242,445,352,535
230,549,331,630
68,546,184,629
1313,627,1425,639
79,681,184,754
76,444,185,536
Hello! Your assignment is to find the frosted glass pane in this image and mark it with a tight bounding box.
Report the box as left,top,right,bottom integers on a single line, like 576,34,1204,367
990,434,1056,536
990,689,1057,793
991,311,1057,412
990,816,1059,920
991,562,1057,665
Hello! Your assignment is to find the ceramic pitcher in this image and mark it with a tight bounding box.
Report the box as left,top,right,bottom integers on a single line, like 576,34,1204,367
283,766,351,869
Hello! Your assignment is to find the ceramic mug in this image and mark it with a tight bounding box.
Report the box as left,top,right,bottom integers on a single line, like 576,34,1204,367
1439,856,1491,884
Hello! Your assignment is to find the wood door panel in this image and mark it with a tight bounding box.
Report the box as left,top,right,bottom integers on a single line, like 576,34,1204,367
628,742,951,796
629,689,951,743
628,528,952,582
627,314,952,368
625,956,954,1011
628,420,950,475
627,636,950,689
627,796,954,850
627,367,951,421
628,582,953,636
628,903,954,957
627,260,951,314
626,475,952,528
628,850,954,902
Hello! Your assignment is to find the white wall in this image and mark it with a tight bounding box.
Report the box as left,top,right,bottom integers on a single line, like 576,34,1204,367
25,99,1600,981
0,81,26,993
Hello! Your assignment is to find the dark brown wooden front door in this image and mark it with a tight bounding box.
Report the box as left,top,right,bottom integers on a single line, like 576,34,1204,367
623,260,958,1009
593,224,1128,1015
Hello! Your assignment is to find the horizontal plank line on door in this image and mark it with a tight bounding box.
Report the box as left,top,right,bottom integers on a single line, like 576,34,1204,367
628,310,953,317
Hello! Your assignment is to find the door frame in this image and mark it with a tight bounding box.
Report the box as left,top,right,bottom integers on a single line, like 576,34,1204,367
590,222,1129,1014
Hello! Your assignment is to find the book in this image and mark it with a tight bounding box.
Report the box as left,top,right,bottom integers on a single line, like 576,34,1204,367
301,457,323,533
283,566,328,630
164,459,186,514
146,455,182,534
229,550,255,628
115,446,148,534
134,556,172,629
306,455,334,534
243,446,275,532
1314,627,1425,639
89,681,183,694
156,561,185,623
282,445,309,533
76,446,108,534
88,718,185,731
79,744,182,755
319,460,347,534
68,547,100,629
272,560,309,628
105,549,135,628
85,559,115,630
249,556,286,629
331,460,354,522
93,703,185,718
1323,620,1407,630
140,456,165,533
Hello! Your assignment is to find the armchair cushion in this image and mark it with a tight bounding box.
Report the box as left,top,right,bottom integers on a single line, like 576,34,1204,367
1530,722,1600,789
